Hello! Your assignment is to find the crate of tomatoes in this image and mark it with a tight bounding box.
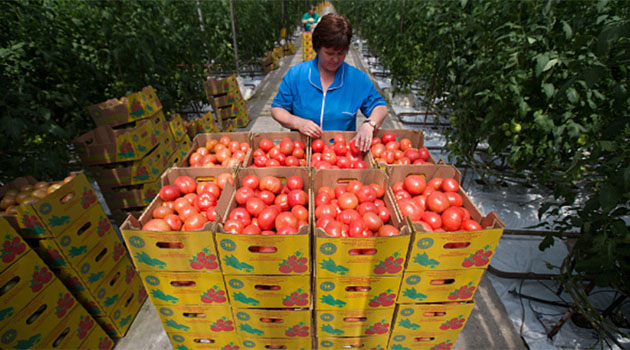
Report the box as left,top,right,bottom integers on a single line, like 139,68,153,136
310,132,371,170
247,132,309,168
369,129,435,170
180,132,251,169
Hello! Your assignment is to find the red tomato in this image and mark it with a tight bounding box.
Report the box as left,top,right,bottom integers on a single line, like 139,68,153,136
333,134,346,145
195,191,218,211
441,178,460,193
174,197,192,213
369,183,385,198
277,226,299,235
275,212,298,231
381,132,396,144
404,175,427,195
216,173,233,190
259,138,273,152
178,205,199,222
371,143,386,158
385,141,400,152
338,209,361,225
242,224,261,235
164,214,182,231
397,198,423,221
427,177,443,190
338,192,359,210
274,193,289,212
254,155,268,167
152,206,174,219
337,156,351,169
461,219,482,231
321,151,337,164
291,147,305,159
242,175,260,190
412,195,427,211
346,180,363,194
349,139,361,155
363,212,383,232
357,202,377,216
351,160,368,169
441,207,464,231
324,221,345,237
287,190,307,208
258,190,276,205
334,142,347,156
206,207,218,222
316,215,335,229
334,185,346,198
142,218,171,231
348,219,371,237
421,211,442,230
260,176,282,194
258,207,280,230
400,138,412,151
189,152,203,167
377,206,390,223
312,139,325,153
445,192,463,207
229,207,252,227
392,182,404,193
235,187,255,206
418,147,430,161
183,213,208,231
356,185,376,203
183,193,198,206
159,185,181,202
291,205,309,222
245,197,266,217
378,224,400,236
426,191,450,213
315,204,338,219
404,148,421,162
284,155,298,166
266,158,281,167
315,191,333,206
223,219,244,234
286,176,304,190
394,190,411,200
372,137,382,146
240,142,249,152
416,220,433,232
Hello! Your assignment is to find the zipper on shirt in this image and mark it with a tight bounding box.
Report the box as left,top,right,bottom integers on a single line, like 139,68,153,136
320,91,326,128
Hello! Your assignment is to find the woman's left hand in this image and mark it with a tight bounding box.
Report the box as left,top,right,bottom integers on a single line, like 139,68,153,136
353,122,374,153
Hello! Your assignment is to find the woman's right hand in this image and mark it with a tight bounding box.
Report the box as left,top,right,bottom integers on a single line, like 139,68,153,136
298,119,322,138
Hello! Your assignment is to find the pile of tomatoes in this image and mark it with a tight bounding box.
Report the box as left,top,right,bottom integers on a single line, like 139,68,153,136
223,175,308,235
1,175,75,215
311,134,369,169
249,138,307,167
371,132,431,165
314,180,400,237
187,136,249,167
393,175,482,232
142,173,233,231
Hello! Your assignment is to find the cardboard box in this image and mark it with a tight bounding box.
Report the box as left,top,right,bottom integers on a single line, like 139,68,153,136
391,302,475,336
204,75,239,96
369,129,436,170
209,92,241,110
315,308,395,338
397,269,485,304
318,335,389,350
34,203,117,268
387,165,504,271
88,86,161,128
313,169,411,277
315,275,402,311
169,114,188,142
232,307,311,339
233,109,250,129
16,172,98,239
388,332,461,350
215,167,311,275
40,303,97,349
167,332,241,350
238,337,311,350
78,322,114,349
247,131,310,167
156,304,235,335
74,237,130,293
224,274,311,309
193,111,221,135
102,176,160,211
180,132,252,168
73,119,156,166
0,279,78,349
96,282,147,338
140,271,228,306
0,216,29,274
88,140,167,188
151,110,173,142
55,267,106,317
0,250,56,330
172,134,192,166
91,257,142,319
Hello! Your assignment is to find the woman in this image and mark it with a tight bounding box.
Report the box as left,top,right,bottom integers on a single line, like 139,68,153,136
301,4,320,32
271,13,388,152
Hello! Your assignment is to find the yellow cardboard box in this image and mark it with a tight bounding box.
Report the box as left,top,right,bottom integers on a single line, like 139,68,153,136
239,337,311,350
398,269,485,304
313,169,411,277
34,203,117,268
55,268,105,317
387,165,505,271
181,132,252,168
151,110,173,141
369,129,436,170
73,119,156,166
156,304,235,335
97,282,147,338
392,302,475,336
0,279,78,349
198,111,221,134
73,237,129,292
40,303,97,349
215,167,311,275
174,134,192,166
0,250,56,330
318,335,389,350
102,176,161,211
78,322,114,349
231,99,247,117
209,92,240,110
91,257,141,318
315,276,402,311
169,114,187,142
233,110,250,129
389,331,461,350
88,86,161,128
0,217,29,274
204,75,239,96
233,308,311,339
140,271,228,306
16,172,98,239
224,274,311,309
316,308,395,338
247,131,310,167
168,332,241,350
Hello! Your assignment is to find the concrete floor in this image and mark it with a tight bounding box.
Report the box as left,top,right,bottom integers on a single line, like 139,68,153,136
114,11,528,350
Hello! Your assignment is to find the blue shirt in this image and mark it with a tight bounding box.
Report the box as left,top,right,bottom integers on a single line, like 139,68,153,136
272,55,386,131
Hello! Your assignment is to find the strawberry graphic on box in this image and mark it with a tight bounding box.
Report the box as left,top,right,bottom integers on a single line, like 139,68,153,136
278,251,308,274
431,340,453,350
200,286,227,304
284,322,309,337
439,316,466,330
125,265,136,284
56,293,75,318
210,316,234,332
98,337,114,350
30,266,53,292
368,289,396,307
374,252,404,274
461,245,493,268
21,214,44,235
282,289,309,307
448,282,476,300
144,188,157,203
365,320,390,335
113,242,125,262
97,217,111,237
77,315,95,339
221,343,240,350
1,235,26,263
189,249,219,270
82,189,97,209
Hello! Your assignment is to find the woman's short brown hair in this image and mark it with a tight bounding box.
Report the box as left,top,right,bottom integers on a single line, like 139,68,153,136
312,14,352,52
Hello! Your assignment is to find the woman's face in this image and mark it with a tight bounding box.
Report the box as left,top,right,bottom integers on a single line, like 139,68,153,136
318,47,347,75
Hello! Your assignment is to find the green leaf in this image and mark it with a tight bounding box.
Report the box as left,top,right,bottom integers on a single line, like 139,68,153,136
599,185,621,213
543,83,555,99
561,20,573,39
538,234,555,251
566,87,579,104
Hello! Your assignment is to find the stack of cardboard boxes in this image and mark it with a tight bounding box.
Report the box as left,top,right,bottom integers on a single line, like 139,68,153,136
0,217,114,349
203,75,250,130
74,86,179,223
302,32,315,61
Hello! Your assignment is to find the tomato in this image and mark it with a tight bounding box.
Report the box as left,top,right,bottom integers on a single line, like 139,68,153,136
337,156,351,169
411,195,427,211
235,187,255,206
441,178,460,193
338,209,361,225
216,173,233,190
287,189,307,208
258,190,276,205
164,214,182,231
178,205,199,221
461,219,482,231
377,206,390,223
258,206,280,230
404,175,427,195
275,212,298,231
348,139,361,155
206,206,218,222
291,147,305,159
215,147,232,163
334,185,346,198
183,193,198,206
427,177,443,190
286,176,303,190
183,213,208,231
259,138,274,152
397,198,423,221
315,191,333,206
378,224,400,237
272,152,286,165
266,158,281,167
277,226,299,235
152,206,174,219
441,207,464,231
324,221,345,237
312,139,325,153
218,136,231,145
400,138,412,151
346,180,362,194
321,151,337,164
333,134,346,145
291,205,309,222
352,160,368,169
392,181,404,193
416,220,433,232
381,150,396,164
369,183,385,198
315,204,337,219
357,202,377,216
385,141,400,152
334,142,347,156
363,212,383,232
461,207,471,221
394,190,411,200
260,176,282,194
418,147,430,161
445,192,463,207
404,148,421,162
245,197,265,217
223,219,244,234
205,139,218,151
189,152,203,167
142,218,171,231
174,198,191,213
228,207,252,227
242,224,261,235
316,215,335,229
159,185,181,202
195,191,218,211
426,191,450,213
421,211,442,230
242,175,260,190
371,143,386,158
381,132,396,144
348,219,371,237
318,186,335,197
338,192,359,210
371,137,382,146
240,142,249,152
273,193,288,212
356,185,376,203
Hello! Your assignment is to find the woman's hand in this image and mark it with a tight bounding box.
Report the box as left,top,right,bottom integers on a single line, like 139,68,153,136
353,122,374,152
298,119,322,138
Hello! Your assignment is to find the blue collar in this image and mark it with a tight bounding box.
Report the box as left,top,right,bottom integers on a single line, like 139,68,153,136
308,55,345,92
